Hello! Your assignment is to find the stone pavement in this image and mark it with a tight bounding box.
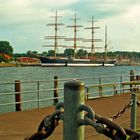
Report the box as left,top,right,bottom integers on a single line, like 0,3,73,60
0,93,140,140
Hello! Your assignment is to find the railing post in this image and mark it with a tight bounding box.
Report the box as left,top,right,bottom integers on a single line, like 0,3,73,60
98,85,102,98
37,81,40,109
130,70,135,91
99,77,102,97
114,84,117,95
120,75,123,94
130,92,137,130
15,80,21,111
64,80,85,140
54,76,58,105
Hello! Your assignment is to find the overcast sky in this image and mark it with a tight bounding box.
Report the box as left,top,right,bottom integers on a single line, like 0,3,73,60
0,0,140,53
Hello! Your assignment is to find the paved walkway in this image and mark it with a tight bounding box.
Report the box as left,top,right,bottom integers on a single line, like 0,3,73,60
0,93,140,140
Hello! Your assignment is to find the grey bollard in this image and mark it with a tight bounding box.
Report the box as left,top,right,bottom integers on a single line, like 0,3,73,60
64,80,85,140
130,93,137,130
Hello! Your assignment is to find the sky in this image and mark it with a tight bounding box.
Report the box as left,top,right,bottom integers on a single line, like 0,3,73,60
0,0,140,53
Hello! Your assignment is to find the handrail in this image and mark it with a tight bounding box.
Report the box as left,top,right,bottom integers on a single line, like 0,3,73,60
0,96,64,106
0,87,64,96
0,71,139,113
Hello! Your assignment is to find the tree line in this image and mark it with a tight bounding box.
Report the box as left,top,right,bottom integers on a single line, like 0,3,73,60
0,40,140,62
14,49,140,63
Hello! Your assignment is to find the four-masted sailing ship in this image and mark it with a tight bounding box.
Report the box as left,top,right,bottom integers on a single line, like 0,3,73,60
39,11,117,66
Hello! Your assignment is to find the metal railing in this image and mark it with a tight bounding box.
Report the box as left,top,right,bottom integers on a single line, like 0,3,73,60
0,70,139,113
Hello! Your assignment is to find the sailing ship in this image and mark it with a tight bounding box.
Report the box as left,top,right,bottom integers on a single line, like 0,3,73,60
38,11,117,67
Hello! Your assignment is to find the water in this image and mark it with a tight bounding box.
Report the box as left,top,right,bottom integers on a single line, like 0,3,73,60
0,66,140,113
0,66,139,82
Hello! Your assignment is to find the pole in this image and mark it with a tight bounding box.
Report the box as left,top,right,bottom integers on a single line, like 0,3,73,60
120,75,123,94
15,80,21,111
130,93,137,130
99,77,102,97
54,76,58,105
37,81,40,109
130,70,135,91
64,80,85,140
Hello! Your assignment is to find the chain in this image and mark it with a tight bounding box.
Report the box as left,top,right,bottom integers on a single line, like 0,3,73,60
137,100,140,107
81,109,140,139
79,104,127,139
125,128,140,140
24,103,64,140
111,99,133,120
25,101,140,140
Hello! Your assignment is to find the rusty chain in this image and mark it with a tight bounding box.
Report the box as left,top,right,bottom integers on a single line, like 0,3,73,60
80,105,140,139
24,103,64,140
79,104,127,140
125,128,140,140
137,100,140,107
111,99,140,120
111,99,133,120
25,101,140,140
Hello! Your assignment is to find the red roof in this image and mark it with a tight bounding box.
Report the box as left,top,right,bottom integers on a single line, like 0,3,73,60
0,53,12,60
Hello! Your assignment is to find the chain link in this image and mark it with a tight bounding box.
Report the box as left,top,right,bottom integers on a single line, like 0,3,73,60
111,99,133,120
24,105,64,140
25,100,140,140
137,100,140,107
125,128,140,140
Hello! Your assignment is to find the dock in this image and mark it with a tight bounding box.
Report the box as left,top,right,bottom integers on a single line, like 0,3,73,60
0,93,140,140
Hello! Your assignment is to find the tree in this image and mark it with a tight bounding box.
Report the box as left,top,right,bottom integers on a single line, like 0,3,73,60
0,41,13,55
48,50,55,57
26,50,38,57
42,51,48,56
77,49,88,58
64,49,74,58
0,55,5,62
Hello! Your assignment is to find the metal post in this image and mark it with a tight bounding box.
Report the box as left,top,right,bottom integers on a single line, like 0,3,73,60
98,85,102,98
120,75,123,94
130,70,135,81
64,80,85,140
54,76,58,105
37,81,40,109
15,80,21,111
99,77,102,97
130,70,135,91
114,84,117,95
130,93,137,130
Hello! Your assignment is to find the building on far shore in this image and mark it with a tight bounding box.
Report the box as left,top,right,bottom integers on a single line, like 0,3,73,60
16,57,40,66
0,53,12,61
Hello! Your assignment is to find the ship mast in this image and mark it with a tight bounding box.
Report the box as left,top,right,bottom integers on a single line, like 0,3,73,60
43,11,65,59
84,16,102,61
66,13,83,58
104,25,108,61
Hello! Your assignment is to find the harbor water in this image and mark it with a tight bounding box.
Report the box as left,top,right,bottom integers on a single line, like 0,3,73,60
0,66,140,113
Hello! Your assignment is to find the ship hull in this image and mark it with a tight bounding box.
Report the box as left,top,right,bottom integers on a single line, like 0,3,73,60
40,57,116,67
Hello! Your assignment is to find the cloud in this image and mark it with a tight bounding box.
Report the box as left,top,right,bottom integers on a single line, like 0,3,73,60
0,0,80,27
98,2,140,52
84,0,139,18
0,0,140,52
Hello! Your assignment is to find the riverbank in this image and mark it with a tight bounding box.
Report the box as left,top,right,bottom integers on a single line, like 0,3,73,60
0,94,139,140
0,62,17,67
0,62,41,67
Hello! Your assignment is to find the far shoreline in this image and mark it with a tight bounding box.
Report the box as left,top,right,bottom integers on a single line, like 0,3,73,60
0,62,41,67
